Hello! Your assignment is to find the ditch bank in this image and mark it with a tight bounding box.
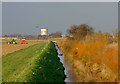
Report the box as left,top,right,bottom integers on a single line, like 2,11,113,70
2,41,66,82
57,43,117,82
25,41,66,82
55,43,82,82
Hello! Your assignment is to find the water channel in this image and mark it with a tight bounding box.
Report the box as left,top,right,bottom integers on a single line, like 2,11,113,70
54,43,82,82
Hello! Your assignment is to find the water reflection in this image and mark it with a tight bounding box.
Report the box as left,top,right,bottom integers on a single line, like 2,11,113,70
55,43,82,82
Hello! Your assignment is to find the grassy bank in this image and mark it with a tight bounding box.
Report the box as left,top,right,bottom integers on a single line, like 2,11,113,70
2,41,65,82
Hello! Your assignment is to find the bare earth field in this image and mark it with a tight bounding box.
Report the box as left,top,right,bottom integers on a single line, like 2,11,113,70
1,40,48,56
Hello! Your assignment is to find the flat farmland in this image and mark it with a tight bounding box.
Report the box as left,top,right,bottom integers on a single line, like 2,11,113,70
2,40,48,56
2,41,65,82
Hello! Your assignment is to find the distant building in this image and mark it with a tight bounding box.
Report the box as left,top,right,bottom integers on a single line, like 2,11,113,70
41,28,48,35
62,35,66,38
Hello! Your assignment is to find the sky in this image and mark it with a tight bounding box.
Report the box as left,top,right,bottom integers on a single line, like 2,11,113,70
2,2,118,35
1,0,119,2
0,2,1,36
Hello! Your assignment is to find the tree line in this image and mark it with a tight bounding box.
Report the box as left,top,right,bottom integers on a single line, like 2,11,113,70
3,32,62,40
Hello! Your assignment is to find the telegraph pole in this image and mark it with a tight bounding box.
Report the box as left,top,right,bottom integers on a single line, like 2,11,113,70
36,24,39,40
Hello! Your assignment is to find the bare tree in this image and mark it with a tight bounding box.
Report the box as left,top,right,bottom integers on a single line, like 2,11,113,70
49,32,62,38
67,24,94,40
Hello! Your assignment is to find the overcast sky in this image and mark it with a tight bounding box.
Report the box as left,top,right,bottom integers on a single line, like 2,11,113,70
2,2,118,35
0,2,1,36
1,0,119,2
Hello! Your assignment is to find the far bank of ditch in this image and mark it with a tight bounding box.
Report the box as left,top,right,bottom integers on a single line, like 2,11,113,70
57,42,117,82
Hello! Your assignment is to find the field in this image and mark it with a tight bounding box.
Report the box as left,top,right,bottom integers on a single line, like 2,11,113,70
2,41,65,82
2,40,48,56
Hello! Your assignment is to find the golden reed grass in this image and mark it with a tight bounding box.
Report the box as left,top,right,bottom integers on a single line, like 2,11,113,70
62,37,118,74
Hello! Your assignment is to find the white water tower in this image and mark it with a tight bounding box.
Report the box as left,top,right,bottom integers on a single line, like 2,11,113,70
41,28,48,35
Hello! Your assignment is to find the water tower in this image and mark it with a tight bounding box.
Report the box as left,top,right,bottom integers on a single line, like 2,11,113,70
41,28,48,35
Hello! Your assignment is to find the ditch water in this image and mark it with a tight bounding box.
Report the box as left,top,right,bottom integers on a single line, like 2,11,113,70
54,43,82,82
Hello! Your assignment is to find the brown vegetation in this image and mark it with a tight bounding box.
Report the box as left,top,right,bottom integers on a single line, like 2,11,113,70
58,24,118,82
49,32,62,38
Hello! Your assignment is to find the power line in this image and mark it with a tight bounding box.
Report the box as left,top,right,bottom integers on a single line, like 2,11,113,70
36,24,39,40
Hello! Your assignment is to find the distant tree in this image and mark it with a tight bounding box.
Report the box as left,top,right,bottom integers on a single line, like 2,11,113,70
49,32,62,38
67,24,94,40
113,29,118,43
3,35,9,37
67,24,78,35
104,32,111,38
25,35,34,40
98,30,102,33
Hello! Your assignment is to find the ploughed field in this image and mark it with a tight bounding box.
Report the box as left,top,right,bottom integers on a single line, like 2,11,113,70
2,40,48,56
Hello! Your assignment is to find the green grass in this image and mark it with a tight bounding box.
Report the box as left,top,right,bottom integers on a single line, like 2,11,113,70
2,41,65,82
